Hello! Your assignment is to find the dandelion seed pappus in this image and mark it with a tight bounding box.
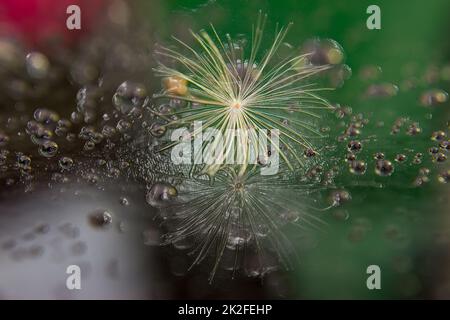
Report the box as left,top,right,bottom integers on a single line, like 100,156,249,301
152,12,334,178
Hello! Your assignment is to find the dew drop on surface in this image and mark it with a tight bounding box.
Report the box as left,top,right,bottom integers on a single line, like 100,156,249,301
89,210,113,228
116,119,131,133
347,140,362,152
102,125,116,138
29,245,44,258
112,81,147,115
25,52,49,79
440,140,450,151
303,148,317,158
375,160,394,176
17,154,31,169
0,152,7,165
429,146,440,155
146,183,178,208
329,189,351,206
162,76,188,96
431,130,447,141
365,83,398,98
345,124,360,137
0,132,10,147
349,160,366,175
38,141,58,158
395,154,407,162
33,108,59,124
413,153,423,164
59,223,80,239
420,89,448,106
59,156,74,170
118,221,126,233
84,141,95,151
1,239,16,251
438,170,450,183
299,38,345,65
149,122,166,137
66,133,77,142
433,152,447,163
35,223,50,234
374,152,385,160
406,123,421,136
331,208,350,221
359,65,382,81
119,197,129,206
346,153,356,162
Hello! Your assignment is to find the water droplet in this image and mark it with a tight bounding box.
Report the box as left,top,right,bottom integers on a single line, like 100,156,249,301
346,153,356,162
329,189,351,206
38,141,58,158
89,210,113,228
162,76,188,96
112,81,147,115
429,146,440,154
406,123,421,135
432,152,447,163
59,223,80,238
438,170,450,183
17,154,31,170
146,183,177,208
102,125,116,138
0,132,10,147
84,141,95,151
395,154,407,162
33,108,59,124
345,124,361,137
431,131,447,141
375,160,394,176
366,83,398,98
303,148,316,158
440,140,450,151
299,38,345,65
374,152,385,160
27,121,53,144
59,157,73,170
332,209,350,221
116,119,131,133
347,140,362,152
26,52,49,79
359,65,382,81
349,160,366,175
119,197,129,206
149,122,166,137
29,245,44,258
420,89,448,106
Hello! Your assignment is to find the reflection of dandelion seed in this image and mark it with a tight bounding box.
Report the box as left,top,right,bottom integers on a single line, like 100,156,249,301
161,166,326,281
153,12,332,176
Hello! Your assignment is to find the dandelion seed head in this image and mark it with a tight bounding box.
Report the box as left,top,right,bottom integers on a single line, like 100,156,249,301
153,12,333,174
